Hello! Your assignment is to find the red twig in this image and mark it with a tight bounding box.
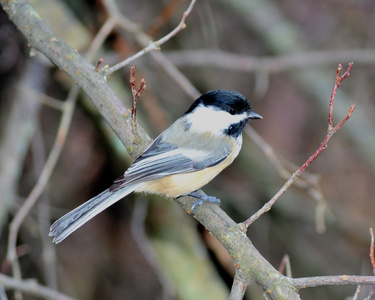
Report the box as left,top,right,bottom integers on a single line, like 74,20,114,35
370,228,375,275
370,228,375,282
352,285,362,300
244,63,355,229
130,66,146,142
329,62,353,127
367,228,375,299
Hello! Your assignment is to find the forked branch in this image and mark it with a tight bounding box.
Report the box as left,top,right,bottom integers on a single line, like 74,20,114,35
104,0,197,77
244,62,355,228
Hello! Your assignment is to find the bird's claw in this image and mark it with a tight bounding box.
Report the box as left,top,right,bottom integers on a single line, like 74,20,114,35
188,192,221,214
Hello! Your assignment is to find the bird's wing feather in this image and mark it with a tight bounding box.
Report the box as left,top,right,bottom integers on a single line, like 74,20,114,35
109,135,230,191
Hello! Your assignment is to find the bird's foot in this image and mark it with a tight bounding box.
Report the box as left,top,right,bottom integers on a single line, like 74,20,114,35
187,191,221,214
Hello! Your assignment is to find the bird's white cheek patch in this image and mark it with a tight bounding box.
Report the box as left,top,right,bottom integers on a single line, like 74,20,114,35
186,105,248,136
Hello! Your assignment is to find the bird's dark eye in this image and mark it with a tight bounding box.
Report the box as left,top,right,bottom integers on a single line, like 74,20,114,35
229,108,237,115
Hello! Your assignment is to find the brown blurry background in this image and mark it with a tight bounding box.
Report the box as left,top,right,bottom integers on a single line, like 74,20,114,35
1,0,375,299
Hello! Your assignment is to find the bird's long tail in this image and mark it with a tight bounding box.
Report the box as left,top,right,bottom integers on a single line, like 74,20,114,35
49,185,136,243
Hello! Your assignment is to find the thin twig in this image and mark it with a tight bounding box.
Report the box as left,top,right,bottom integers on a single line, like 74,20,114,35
352,285,362,300
229,275,250,300
32,127,57,289
148,51,200,99
370,228,375,276
365,228,375,300
6,86,79,282
244,63,355,228
278,255,292,277
20,84,65,111
166,49,375,73
104,0,197,76
328,63,353,128
245,126,329,233
4,0,123,285
102,0,200,98
86,17,117,62
364,288,375,299
2,0,152,157
130,66,146,143
0,274,75,300
292,275,375,289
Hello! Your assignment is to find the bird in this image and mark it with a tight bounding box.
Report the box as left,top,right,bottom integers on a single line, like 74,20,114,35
49,89,262,243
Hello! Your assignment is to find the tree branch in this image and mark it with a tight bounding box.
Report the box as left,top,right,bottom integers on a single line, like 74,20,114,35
245,126,329,233
1,0,151,158
2,1,371,299
0,274,75,300
104,0,197,76
165,49,375,73
6,86,79,291
244,63,355,228
102,0,200,99
229,275,250,300
175,196,301,300
292,275,375,289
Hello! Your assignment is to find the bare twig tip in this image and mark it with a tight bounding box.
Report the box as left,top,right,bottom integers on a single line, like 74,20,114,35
340,62,354,82
349,105,356,114
104,0,197,75
245,63,356,228
369,228,375,275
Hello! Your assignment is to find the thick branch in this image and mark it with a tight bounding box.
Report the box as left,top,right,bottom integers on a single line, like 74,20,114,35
176,196,301,300
1,0,150,158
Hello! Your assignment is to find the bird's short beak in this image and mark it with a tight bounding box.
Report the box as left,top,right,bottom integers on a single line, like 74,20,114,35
248,111,263,119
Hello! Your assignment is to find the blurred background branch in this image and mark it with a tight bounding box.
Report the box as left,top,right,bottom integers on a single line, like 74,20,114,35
166,49,375,73
0,273,76,300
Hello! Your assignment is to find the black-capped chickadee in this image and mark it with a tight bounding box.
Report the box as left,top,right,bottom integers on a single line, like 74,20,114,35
49,90,262,243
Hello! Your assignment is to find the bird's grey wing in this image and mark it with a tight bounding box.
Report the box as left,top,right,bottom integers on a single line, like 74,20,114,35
109,135,230,191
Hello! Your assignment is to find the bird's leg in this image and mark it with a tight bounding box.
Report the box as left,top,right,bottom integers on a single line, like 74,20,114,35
187,191,221,214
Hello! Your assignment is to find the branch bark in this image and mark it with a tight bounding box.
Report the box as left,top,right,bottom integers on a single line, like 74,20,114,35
292,275,375,289
229,275,250,300
176,195,301,300
1,0,151,159
244,63,355,228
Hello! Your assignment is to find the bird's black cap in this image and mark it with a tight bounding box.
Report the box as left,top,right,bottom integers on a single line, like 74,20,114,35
185,90,256,117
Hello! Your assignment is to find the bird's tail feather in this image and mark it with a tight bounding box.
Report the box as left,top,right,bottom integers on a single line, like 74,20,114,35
49,185,136,243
